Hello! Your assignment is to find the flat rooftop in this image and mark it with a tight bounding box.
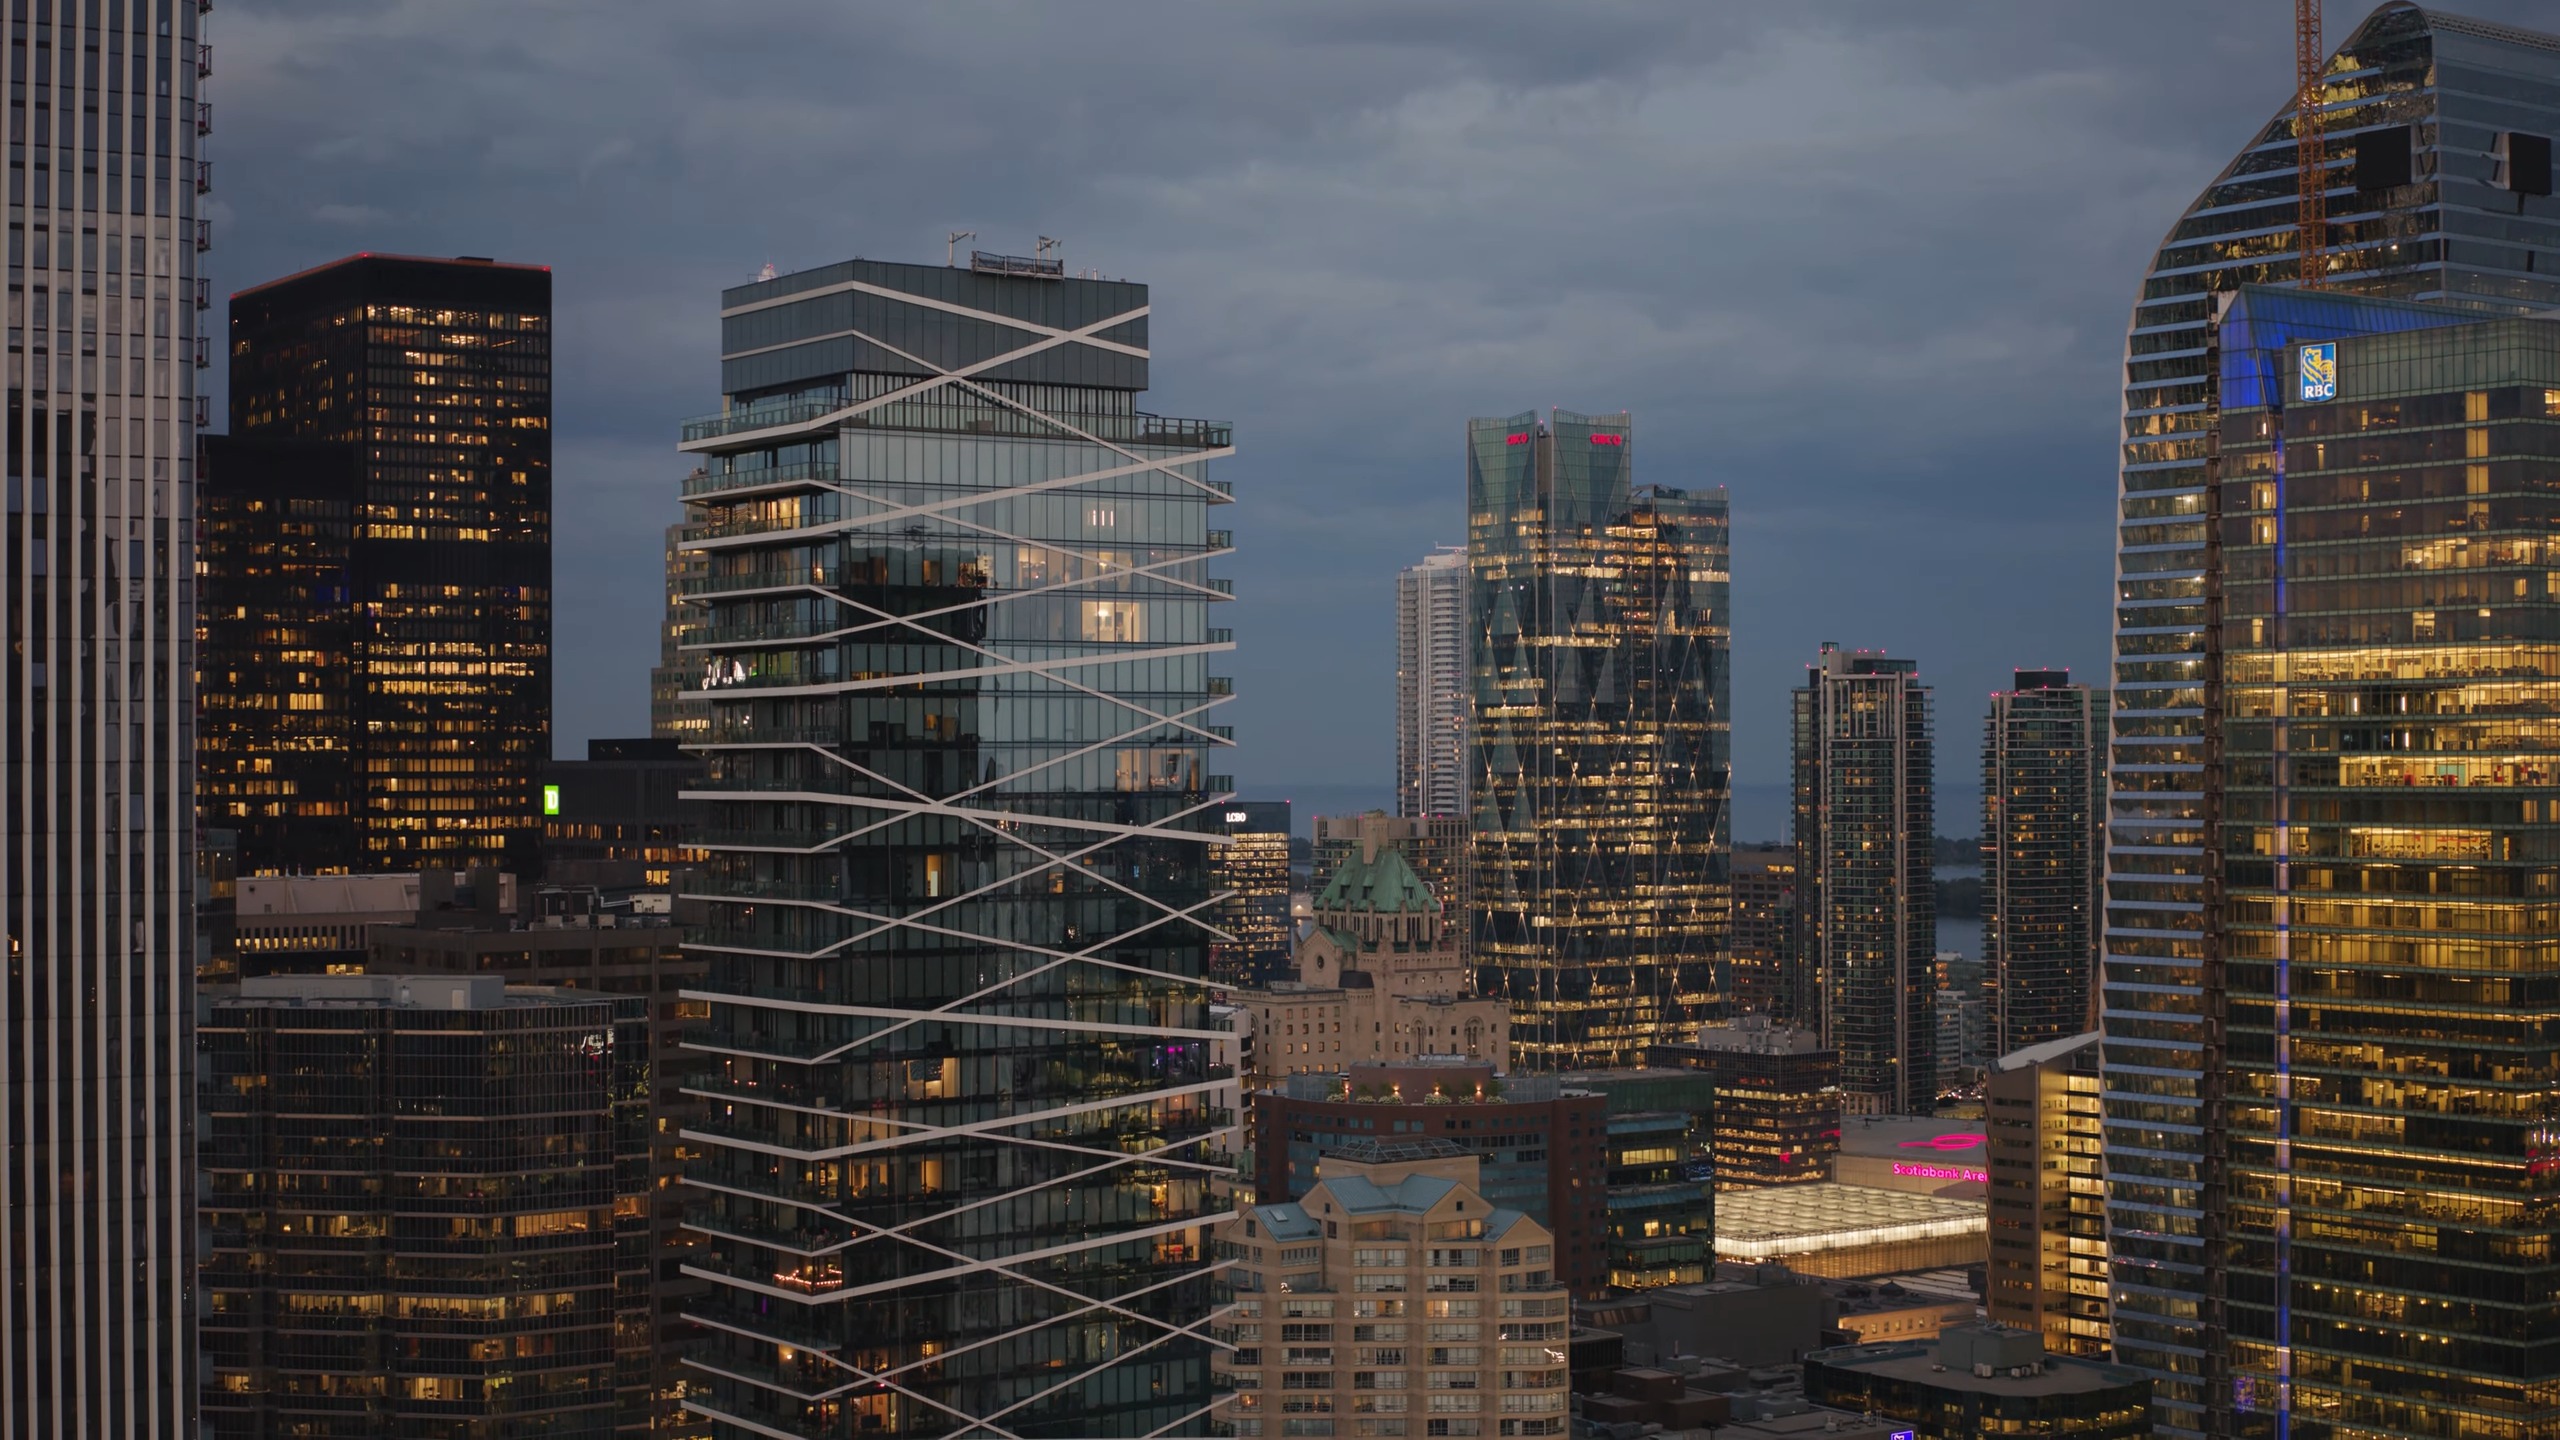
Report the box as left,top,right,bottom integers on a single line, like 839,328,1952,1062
1838,1114,1988,1161
1814,1342,2145,1398
1716,1184,1983,1261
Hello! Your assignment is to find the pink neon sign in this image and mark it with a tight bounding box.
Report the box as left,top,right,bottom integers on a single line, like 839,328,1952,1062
1896,1132,1986,1152
1590,433,1624,446
1892,1162,1987,1183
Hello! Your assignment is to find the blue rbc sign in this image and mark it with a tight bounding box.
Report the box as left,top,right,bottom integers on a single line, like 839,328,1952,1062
2299,341,2338,402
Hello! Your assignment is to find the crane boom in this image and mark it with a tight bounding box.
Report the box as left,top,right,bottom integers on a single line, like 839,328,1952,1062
2298,0,2327,287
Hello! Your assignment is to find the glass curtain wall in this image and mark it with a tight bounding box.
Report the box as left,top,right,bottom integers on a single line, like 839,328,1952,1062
674,257,1236,1439
1468,408,1729,1070
2103,12,2560,1433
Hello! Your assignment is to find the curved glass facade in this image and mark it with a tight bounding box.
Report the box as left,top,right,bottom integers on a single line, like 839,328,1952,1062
674,258,1236,1438
2102,7,2560,1435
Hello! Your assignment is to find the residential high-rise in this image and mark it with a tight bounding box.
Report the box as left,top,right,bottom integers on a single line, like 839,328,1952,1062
0,2,204,1430
198,975,651,1437
2099,10,2560,1434
649,516,707,741
1982,671,2106,1055
674,252,1236,1437
1792,644,1935,1115
1211,798,1293,988
206,253,552,875
1212,1142,1572,1440
1984,1031,2107,1362
1468,409,1729,1069
1730,844,1798,1018
1397,544,1468,819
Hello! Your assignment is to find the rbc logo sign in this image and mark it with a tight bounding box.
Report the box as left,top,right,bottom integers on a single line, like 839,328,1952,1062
2299,341,2338,402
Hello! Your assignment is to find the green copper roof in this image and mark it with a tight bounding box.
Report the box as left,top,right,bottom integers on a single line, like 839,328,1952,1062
1315,845,1440,916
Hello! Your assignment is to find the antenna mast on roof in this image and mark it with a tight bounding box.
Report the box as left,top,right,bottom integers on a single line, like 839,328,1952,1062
947,230,976,267
1037,235,1061,258
2296,0,2327,288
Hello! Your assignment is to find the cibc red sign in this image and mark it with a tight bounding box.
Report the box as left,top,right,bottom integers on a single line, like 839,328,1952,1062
1505,433,1531,447
1590,433,1624,446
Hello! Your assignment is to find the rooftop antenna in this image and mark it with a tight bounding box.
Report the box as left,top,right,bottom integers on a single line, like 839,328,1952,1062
756,260,777,282
1036,235,1061,258
947,230,976,267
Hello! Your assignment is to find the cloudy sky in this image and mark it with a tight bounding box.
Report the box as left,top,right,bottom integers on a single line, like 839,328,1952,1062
209,0,2554,838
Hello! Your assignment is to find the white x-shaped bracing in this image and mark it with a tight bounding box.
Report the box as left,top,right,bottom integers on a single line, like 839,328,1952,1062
674,280,1242,1439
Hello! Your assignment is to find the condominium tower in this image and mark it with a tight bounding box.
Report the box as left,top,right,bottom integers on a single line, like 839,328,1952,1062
0,1,203,1431
1982,670,2106,1054
1397,544,1468,818
1468,409,1729,1069
2100,8,2560,1435
1792,644,1934,1115
204,253,552,875
673,252,1236,1437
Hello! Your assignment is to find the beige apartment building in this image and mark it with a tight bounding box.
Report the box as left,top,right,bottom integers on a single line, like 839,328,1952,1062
1216,1139,1570,1438
1985,1030,2108,1358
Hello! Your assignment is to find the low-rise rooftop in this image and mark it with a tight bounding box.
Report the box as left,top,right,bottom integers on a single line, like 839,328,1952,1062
1716,1183,1983,1261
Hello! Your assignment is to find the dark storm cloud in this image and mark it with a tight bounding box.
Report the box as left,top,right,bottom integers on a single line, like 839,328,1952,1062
207,0,2559,834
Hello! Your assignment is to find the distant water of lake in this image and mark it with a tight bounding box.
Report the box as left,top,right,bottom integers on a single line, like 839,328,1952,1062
1937,863,1982,960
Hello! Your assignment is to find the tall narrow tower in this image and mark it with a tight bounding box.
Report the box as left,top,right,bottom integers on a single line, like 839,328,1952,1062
1982,670,2106,1055
0,0,204,1432
673,252,1237,1437
1396,545,1467,818
1791,644,1935,1116
1468,409,1729,1069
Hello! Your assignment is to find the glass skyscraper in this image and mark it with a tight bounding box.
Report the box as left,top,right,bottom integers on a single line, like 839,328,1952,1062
0,1,201,1432
674,252,1235,1437
1983,670,2107,1056
1791,644,1936,1116
2102,7,2560,1434
1466,409,1729,1070
2195,283,2560,1440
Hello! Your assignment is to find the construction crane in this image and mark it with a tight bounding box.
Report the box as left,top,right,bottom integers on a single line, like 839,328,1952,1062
2297,0,2327,287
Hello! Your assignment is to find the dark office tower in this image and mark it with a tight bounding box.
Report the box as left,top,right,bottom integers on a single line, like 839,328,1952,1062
1981,670,2106,1055
1468,409,1729,1069
1792,644,1934,1116
539,736,706,886
0,1,204,1434
210,253,551,875
198,975,651,1437
1209,799,1291,988
2099,10,2560,1434
674,252,1235,1438
196,434,360,872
